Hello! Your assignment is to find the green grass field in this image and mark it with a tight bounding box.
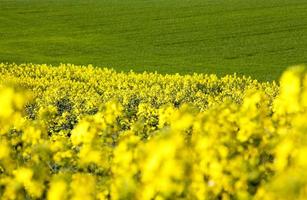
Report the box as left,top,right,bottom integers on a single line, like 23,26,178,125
1,0,307,81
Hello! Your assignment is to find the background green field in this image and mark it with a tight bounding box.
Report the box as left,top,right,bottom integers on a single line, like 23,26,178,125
1,0,307,81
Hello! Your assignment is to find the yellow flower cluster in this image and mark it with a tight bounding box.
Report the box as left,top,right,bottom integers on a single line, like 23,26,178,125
0,63,306,199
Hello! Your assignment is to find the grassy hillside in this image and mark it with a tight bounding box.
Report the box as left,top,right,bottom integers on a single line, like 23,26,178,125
0,0,307,80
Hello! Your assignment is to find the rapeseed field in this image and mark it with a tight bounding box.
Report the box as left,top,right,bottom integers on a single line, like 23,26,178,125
1,63,307,199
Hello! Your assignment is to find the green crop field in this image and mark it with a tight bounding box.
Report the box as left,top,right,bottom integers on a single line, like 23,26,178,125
0,0,307,81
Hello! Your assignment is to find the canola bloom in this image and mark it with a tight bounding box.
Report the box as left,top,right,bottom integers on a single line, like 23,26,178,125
0,63,306,199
